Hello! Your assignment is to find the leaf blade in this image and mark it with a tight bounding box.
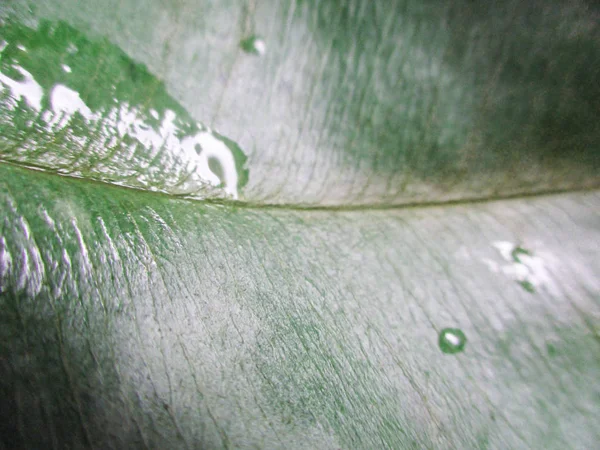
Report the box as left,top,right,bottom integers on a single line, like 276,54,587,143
2,0,599,206
1,164,599,448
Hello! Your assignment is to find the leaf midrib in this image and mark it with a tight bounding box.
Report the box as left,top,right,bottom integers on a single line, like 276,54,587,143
3,157,599,212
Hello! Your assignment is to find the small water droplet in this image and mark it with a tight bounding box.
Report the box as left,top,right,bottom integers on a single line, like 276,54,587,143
438,328,467,354
240,35,266,55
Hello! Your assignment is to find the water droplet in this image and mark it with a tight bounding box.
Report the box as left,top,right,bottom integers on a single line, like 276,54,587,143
240,35,266,56
438,328,467,354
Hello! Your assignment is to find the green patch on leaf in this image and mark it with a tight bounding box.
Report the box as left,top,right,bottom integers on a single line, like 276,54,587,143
511,246,532,263
0,19,249,199
518,280,536,293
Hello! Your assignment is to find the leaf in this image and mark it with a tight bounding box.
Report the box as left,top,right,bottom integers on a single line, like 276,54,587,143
2,0,599,205
1,1,599,449
0,19,248,199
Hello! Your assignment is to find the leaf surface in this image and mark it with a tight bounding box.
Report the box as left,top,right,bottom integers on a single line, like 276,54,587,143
1,1,599,449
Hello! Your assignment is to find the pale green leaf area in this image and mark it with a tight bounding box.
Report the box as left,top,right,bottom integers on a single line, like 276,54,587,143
1,0,599,206
0,0,600,449
2,165,600,449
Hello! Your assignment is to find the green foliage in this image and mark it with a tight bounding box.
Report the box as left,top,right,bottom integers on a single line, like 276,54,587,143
1,1,599,448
